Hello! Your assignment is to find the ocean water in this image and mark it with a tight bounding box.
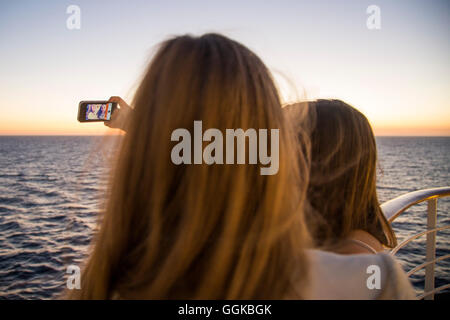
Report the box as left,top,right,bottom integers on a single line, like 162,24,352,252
376,137,450,295
0,136,448,299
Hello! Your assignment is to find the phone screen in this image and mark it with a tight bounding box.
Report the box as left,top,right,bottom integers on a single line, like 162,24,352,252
85,103,113,121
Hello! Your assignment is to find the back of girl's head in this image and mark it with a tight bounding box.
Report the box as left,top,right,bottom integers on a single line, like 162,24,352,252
298,99,396,249
71,34,311,299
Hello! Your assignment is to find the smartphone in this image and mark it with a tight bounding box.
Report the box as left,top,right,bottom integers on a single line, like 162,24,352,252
78,101,117,122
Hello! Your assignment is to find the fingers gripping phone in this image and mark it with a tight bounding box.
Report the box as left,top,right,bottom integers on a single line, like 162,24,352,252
78,101,117,122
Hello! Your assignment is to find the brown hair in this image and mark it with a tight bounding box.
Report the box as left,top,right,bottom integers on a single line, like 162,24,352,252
285,99,396,249
69,34,311,299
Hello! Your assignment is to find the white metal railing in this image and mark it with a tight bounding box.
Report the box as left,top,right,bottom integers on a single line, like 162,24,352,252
381,187,450,300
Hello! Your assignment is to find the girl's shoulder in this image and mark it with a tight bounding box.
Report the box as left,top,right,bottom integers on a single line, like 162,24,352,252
304,249,417,300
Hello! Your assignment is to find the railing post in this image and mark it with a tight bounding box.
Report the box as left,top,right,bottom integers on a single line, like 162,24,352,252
424,198,437,300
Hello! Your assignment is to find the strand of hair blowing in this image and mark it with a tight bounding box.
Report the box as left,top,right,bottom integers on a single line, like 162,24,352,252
68,34,311,299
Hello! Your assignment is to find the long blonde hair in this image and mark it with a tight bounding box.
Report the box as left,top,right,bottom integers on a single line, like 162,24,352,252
69,34,311,299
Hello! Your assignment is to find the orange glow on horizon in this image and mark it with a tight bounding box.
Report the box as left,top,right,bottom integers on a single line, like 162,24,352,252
373,126,450,137
0,120,124,136
1,122,449,136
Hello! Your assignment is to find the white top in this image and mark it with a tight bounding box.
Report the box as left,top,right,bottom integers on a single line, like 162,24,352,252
303,250,417,300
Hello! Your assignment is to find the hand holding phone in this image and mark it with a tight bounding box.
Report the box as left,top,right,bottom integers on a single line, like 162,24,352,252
77,97,132,131
103,96,132,131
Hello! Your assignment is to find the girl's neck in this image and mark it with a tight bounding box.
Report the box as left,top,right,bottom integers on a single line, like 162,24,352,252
332,229,384,255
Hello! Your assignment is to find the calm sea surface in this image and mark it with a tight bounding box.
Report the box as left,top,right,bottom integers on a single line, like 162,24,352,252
0,136,448,299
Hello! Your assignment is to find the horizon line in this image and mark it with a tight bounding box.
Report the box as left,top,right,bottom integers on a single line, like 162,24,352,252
0,134,449,137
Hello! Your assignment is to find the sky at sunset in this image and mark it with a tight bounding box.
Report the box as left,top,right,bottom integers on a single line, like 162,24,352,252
0,0,449,135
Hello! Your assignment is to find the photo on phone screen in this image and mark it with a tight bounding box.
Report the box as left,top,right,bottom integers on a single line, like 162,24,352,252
78,101,117,122
86,103,113,120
